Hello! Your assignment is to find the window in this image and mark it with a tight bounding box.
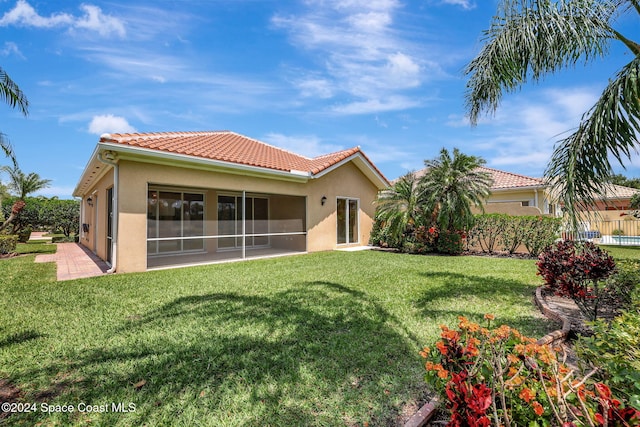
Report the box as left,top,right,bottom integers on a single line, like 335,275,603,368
337,198,358,245
147,188,204,254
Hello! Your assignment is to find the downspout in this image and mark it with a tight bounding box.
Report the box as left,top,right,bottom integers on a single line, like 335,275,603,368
79,199,84,240
97,150,118,274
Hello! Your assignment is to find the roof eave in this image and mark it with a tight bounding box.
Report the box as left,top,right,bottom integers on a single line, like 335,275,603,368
311,151,389,189
102,142,311,179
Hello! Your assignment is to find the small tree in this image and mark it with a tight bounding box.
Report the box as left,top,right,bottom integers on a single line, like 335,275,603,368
373,172,427,248
420,148,493,233
42,199,79,237
0,166,50,232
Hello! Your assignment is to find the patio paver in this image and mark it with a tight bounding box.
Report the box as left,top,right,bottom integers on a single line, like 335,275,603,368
35,243,109,281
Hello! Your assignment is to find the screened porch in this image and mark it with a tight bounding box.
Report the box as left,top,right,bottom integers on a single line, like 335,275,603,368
146,187,307,269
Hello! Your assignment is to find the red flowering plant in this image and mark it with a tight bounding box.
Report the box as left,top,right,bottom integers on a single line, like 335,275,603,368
537,241,617,321
421,315,640,426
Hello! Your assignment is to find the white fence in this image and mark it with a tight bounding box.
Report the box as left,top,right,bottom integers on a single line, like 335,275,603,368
564,218,640,246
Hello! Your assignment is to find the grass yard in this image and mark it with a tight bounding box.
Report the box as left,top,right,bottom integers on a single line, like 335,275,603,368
0,250,554,426
600,244,640,261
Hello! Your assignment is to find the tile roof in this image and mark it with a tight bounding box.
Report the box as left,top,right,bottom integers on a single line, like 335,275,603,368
99,131,385,179
477,166,544,190
405,165,544,190
597,184,640,200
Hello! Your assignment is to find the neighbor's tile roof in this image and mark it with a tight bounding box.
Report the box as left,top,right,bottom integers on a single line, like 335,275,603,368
407,165,544,190
597,184,640,200
99,131,384,177
477,166,544,190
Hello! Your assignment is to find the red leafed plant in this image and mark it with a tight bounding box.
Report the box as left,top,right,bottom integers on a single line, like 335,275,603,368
537,240,617,321
422,315,640,426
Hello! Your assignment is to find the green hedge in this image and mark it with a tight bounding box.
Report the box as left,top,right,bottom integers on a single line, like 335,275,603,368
0,235,18,254
468,214,562,256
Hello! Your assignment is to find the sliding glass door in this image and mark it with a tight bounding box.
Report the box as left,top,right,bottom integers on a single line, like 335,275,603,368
217,194,269,249
147,188,204,255
337,197,359,245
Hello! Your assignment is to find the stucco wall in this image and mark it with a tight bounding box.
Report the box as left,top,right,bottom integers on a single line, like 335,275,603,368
108,159,379,273
79,169,114,262
306,162,379,251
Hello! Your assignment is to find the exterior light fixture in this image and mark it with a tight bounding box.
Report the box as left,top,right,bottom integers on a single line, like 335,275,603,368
321,196,327,206
87,197,93,207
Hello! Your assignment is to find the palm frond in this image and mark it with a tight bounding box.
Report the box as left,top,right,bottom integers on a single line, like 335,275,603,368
546,55,640,227
466,0,616,124
0,67,28,116
0,133,17,168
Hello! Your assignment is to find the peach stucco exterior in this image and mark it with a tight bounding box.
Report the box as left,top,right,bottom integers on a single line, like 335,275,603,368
75,146,383,273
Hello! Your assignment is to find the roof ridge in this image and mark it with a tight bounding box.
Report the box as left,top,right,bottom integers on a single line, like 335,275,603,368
477,165,542,183
225,131,317,161
313,146,360,160
102,130,228,143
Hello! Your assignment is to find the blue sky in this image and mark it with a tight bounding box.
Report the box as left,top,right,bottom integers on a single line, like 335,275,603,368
0,0,637,199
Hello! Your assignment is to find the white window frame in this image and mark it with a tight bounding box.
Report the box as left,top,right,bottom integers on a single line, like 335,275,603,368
336,197,360,245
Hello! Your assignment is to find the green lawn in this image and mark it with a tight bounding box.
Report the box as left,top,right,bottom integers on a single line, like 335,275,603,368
0,250,554,426
600,244,640,261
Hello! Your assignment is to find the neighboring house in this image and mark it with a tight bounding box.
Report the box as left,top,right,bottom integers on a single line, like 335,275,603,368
72,131,388,273
578,184,639,213
410,166,559,215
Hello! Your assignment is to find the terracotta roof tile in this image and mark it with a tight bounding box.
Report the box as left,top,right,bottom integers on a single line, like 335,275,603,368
99,131,385,179
597,184,640,200
408,165,544,190
476,166,544,190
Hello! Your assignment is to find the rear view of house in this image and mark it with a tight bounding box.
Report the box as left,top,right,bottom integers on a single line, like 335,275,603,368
73,131,388,273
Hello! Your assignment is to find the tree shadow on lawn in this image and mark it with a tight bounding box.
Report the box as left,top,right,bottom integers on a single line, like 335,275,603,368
15,281,430,426
416,271,558,338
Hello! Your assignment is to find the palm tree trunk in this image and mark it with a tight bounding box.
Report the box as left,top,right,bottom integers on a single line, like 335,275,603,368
0,199,24,232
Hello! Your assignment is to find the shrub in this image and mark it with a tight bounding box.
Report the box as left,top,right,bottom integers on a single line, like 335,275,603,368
576,300,640,411
537,241,618,321
468,214,507,253
575,280,640,410
468,214,561,256
0,234,18,254
436,230,464,255
501,216,525,254
17,226,31,243
422,315,640,426
613,229,625,236
521,216,562,257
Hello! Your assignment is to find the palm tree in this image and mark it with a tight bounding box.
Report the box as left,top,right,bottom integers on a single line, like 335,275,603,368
375,172,427,246
465,0,640,226
0,66,28,167
420,148,493,232
0,166,50,232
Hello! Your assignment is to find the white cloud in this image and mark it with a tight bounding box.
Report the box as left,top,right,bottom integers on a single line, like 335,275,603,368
441,0,476,10
88,115,136,135
296,77,335,98
0,1,125,38
272,0,433,114
73,4,126,38
35,185,75,199
0,0,73,28
0,41,23,58
262,133,344,158
331,96,420,114
468,86,601,174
